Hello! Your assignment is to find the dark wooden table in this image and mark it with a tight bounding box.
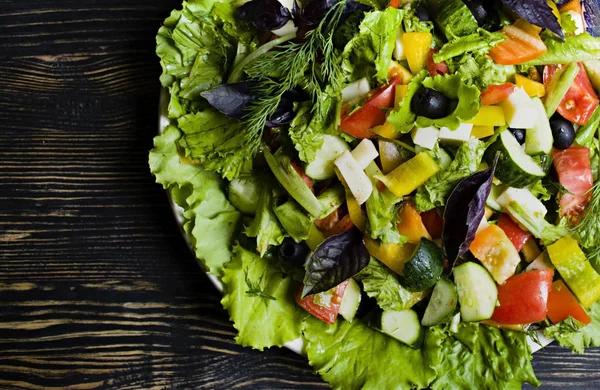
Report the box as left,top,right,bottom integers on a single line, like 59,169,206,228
1,1,600,388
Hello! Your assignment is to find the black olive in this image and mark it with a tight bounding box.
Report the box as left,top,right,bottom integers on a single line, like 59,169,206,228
279,237,310,265
550,117,575,149
463,0,489,27
414,6,430,22
411,87,450,119
509,128,526,145
354,291,377,319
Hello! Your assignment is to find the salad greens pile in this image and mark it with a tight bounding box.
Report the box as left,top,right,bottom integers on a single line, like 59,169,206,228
151,0,600,388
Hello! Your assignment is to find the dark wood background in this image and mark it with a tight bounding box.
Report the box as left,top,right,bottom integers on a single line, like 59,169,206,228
1,1,600,388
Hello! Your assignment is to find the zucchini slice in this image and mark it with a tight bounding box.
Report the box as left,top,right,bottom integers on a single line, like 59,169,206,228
454,262,498,322
401,238,444,291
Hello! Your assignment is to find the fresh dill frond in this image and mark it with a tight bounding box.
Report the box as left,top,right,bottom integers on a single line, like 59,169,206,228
572,181,600,251
244,268,276,303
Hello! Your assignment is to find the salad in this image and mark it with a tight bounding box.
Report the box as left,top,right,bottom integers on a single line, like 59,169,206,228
150,0,600,388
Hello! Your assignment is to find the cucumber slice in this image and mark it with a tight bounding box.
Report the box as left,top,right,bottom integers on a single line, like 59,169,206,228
421,278,458,326
379,309,423,348
305,135,350,180
228,176,261,215
486,183,508,212
401,238,444,292
533,154,553,174
339,278,361,323
485,130,545,188
525,97,553,155
454,262,498,322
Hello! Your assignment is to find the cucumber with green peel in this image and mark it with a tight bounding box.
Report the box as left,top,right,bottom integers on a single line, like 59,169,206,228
401,238,444,292
544,62,580,118
264,148,324,218
484,130,546,188
316,184,345,219
486,183,509,212
525,97,553,155
421,278,458,326
305,135,350,180
584,60,600,93
373,309,424,348
454,262,498,322
228,176,262,215
430,0,479,40
533,154,553,174
339,278,362,323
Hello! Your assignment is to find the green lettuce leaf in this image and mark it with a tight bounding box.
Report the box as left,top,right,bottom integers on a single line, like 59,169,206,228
528,180,552,202
402,6,434,33
302,316,435,390
273,200,313,243
543,301,600,354
343,7,404,82
245,185,286,256
354,258,427,311
416,137,486,211
388,72,481,132
365,183,405,244
450,53,515,89
525,33,600,65
425,323,541,389
221,245,304,351
288,103,325,163
434,29,506,63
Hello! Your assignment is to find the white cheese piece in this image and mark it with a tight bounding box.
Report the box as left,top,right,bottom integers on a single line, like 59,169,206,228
351,139,379,170
411,126,440,149
438,123,473,144
497,187,547,217
341,78,371,103
334,151,373,205
499,88,537,129
393,31,406,61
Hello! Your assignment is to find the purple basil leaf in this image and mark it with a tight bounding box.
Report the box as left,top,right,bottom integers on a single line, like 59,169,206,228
265,89,309,127
442,153,499,269
201,81,258,119
294,0,370,27
500,0,564,40
302,228,369,297
238,0,292,31
583,0,600,37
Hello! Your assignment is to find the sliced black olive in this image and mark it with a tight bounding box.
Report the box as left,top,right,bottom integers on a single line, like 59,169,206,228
414,6,430,22
279,237,310,265
550,117,575,149
411,87,450,119
509,128,526,145
463,0,489,27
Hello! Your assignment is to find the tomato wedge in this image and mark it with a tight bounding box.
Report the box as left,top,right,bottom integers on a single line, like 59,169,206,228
315,209,354,237
339,77,401,139
491,269,554,325
480,83,516,106
427,49,449,77
489,20,547,65
547,280,592,325
552,146,593,216
420,209,443,240
543,63,599,125
496,213,532,252
389,0,401,8
296,281,348,324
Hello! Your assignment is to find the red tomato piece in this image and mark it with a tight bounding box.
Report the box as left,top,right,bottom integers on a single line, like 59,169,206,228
328,214,355,237
543,63,599,125
491,269,554,325
496,214,532,252
421,209,444,240
552,146,593,216
547,280,592,325
480,83,516,105
427,49,449,77
489,21,547,65
290,161,313,193
389,0,401,7
296,281,348,324
339,77,401,139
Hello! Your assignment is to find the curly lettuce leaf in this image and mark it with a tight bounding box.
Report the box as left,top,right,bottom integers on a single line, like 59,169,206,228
525,32,600,65
354,258,428,311
245,186,286,256
221,245,304,350
288,103,325,163
387,70,428,133
416,138,486,211
450,53,515,89
342,7,403,82
365,174,405,243
425,323,541,390
302,316,435,390
433,30,506,63
543,301,600,354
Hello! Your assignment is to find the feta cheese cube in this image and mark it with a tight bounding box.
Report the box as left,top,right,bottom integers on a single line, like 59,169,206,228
334,151,373,205
411,126,440,149
351,139,379,170
438,123,473,144
499,88,537,129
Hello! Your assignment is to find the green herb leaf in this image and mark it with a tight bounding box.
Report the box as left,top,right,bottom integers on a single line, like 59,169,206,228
543,301,600,354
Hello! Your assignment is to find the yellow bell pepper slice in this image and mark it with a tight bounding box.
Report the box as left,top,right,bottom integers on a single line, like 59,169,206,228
364,237,415,275
395,85,409,110
515,74,546,98
548,0,561,22
471,125,495,139
388,61,414,84
396,202,432,244
378,139,406,173
547,235,600,308
466,105,506,126
346,189,366,233
375,152,440,198
403,32,433,74
371,121,399,139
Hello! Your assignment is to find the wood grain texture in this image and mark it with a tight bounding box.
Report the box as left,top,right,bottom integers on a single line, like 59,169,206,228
0,0,599,388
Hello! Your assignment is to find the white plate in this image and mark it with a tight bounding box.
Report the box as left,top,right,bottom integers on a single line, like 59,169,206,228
157,88,551,355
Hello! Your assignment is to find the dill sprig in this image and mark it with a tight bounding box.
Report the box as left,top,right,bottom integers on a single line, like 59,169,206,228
244,268,276,303
572,181,600,254
240,0,347,156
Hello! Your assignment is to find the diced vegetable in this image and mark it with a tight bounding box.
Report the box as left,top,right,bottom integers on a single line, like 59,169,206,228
351,139,379,170
427,49,449,77
515,74,545,97
388,61,413,84
469,224,521,284
490,269,554,325
543,62,593,121
521,239,541,262
481,84,516,106
403,32,433,74
553,146,593,216
411,126,440,150
375,152,440,198
378,139,407,174
420,209,443,240
342,78,371,103
346,189,366,232
335,151,373,205
465,105,506,126
339,278,362,323
489,19,547,65
499,87,538,129
547,280,592,325
364,237,415,276
306,224,326,251
401,238,444,291
524,97,553,155
471,125,495,139
372,121,399,140
497,187,547,217
421,278,458,326
525,250,554,272
296,281,348,324
376,309,423,348
305,135,350,181
317,185,346,220
454,262,498,322
396,202,432,244
438,124,473,144
547,235,600,308
497,213,532,252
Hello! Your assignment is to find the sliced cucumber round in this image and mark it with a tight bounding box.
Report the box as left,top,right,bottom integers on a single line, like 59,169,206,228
305,135,350,180
454,262,498,322
339,278,361,323
380,309,423,349
401,238,444,292
485,130,546,188
421,278,458,326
